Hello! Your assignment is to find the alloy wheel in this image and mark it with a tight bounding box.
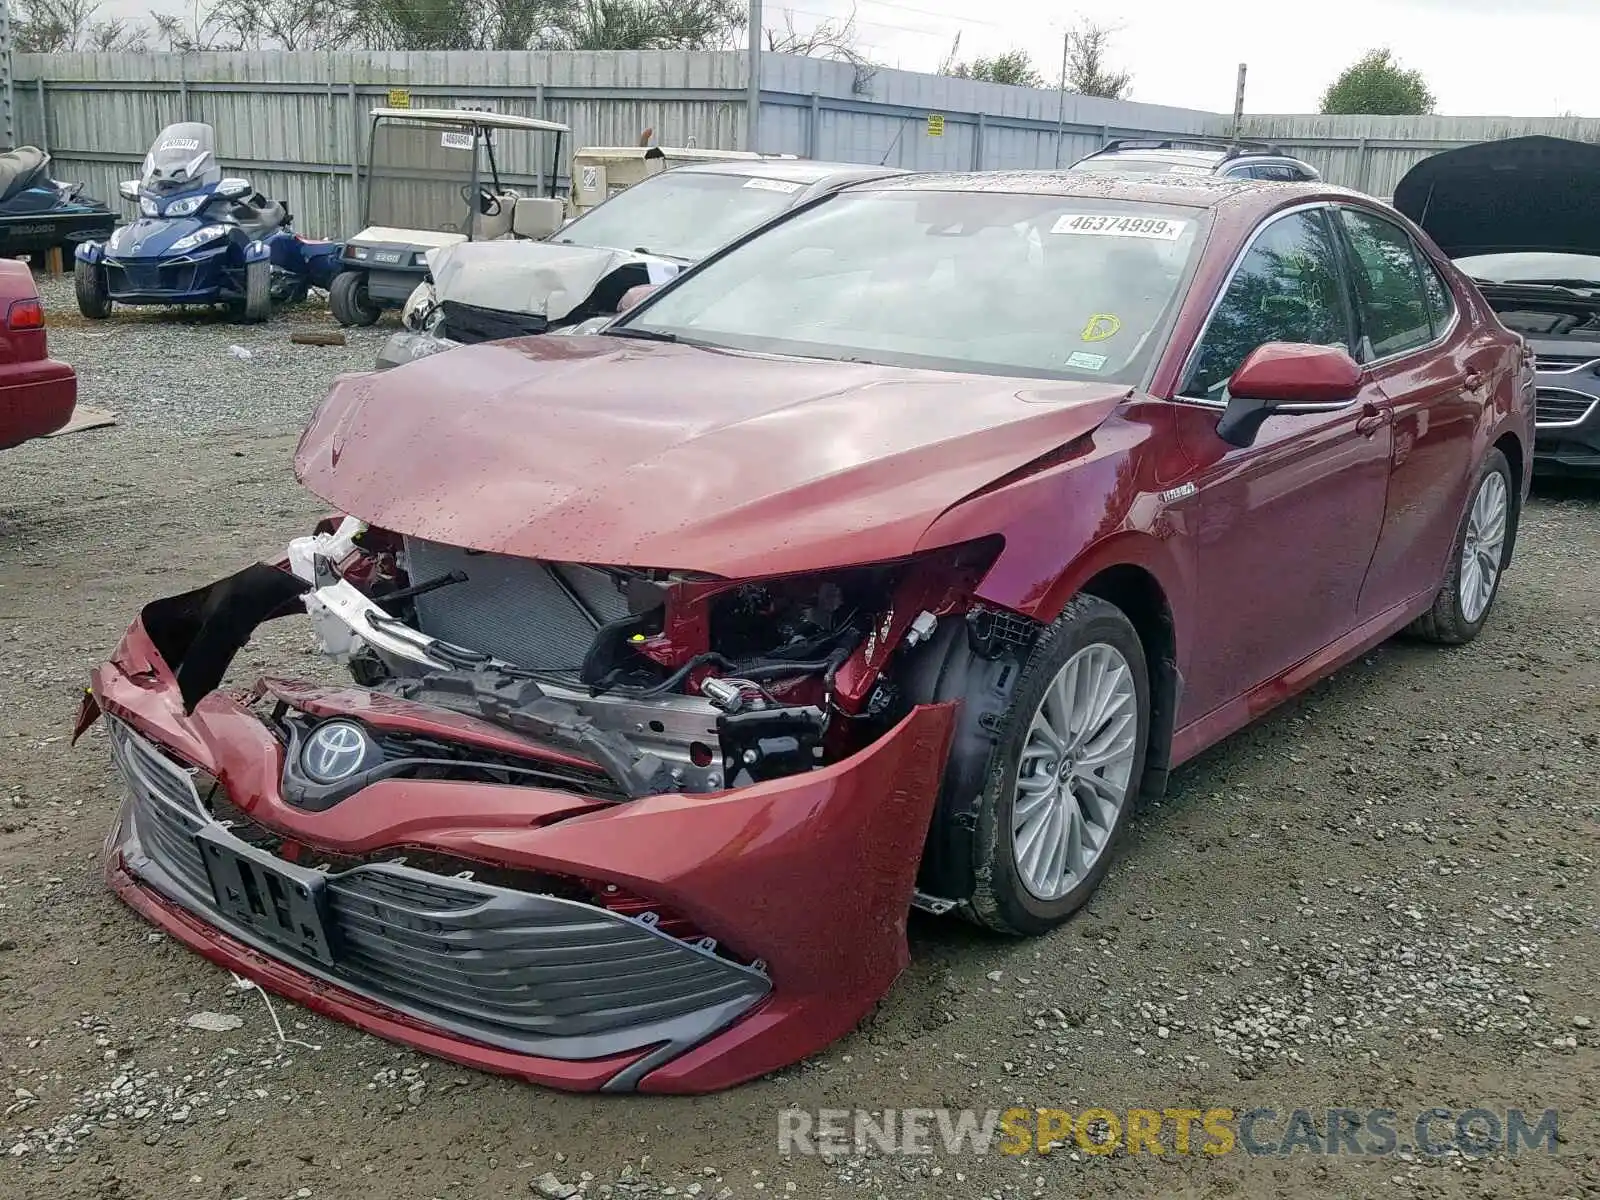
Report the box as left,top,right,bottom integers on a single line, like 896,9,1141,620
1459,470,1508,624
1011,643,1139,901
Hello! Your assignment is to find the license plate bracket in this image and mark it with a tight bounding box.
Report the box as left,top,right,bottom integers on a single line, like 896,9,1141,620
194,827,336,965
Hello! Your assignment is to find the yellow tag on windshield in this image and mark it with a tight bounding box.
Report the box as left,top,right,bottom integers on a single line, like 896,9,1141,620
1082,314,1122,342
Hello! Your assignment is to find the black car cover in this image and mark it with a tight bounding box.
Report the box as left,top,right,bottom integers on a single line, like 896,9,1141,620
1393,135,1600,259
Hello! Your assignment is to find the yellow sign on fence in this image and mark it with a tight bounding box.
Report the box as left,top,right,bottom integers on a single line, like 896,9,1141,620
927,113,945,136
387,88,411,108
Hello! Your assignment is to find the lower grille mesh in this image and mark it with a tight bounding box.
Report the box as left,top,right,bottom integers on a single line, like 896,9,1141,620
107,719,769,1059
1535,388,1597,427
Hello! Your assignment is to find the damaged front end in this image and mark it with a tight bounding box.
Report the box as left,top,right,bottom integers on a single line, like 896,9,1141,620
85,517,985,1092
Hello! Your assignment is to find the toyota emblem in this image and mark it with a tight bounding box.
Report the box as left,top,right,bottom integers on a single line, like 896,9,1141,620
301,720,371,784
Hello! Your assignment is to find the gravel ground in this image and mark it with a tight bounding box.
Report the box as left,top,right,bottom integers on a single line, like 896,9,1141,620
1,274,1597,1200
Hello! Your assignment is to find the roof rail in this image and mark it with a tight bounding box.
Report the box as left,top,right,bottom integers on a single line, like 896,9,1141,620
1085,135,1284,159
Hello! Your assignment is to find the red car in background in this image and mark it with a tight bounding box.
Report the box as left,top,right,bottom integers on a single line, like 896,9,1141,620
82,172,1532,1094
0,258,75,449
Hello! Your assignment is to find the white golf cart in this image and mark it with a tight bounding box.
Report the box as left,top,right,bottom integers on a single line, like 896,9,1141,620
331,107,570,327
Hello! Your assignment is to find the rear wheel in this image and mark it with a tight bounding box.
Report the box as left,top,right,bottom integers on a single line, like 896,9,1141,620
329,270,381,327
74,258,111,319
235,258,272,324
1408,448,1515,645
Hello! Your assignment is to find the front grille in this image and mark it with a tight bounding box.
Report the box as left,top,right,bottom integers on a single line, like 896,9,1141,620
107,260,202,295
405,540,631,673
1534,353,1600,373
440,300,548,346
108,720,769,1061
1535,387,1598,428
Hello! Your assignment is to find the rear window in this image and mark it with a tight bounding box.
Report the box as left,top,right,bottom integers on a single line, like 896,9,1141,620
553,170,804,262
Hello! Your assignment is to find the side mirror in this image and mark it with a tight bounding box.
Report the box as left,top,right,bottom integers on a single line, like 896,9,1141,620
616,283,659,313
512,196,565,240
215,177,252,200
118,180,140,201
1216,342,1362,448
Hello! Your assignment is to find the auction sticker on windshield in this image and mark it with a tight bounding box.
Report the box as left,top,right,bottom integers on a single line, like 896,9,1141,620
440,131,474,150
1052,214,1188,240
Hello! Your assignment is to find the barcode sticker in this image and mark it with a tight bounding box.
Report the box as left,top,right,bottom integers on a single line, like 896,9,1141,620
743,178,802,194
1051,214,1188,240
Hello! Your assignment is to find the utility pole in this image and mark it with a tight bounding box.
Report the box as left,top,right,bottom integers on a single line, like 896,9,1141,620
0,0,13,150
1232,63,1247,144
745,0,762,152
1052,29,1069,168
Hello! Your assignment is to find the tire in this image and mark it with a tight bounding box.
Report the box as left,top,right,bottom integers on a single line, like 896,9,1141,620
916,594,1151,937
236,258,271,324
329,270,381,327
1407,448,1515,645
74,258,111,319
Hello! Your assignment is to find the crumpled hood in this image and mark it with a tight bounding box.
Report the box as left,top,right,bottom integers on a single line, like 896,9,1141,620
426,240,683,322
294,337,1129,578
1394,135,1600,258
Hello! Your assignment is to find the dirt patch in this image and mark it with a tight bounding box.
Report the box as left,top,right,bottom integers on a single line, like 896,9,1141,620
0,300,1595,1199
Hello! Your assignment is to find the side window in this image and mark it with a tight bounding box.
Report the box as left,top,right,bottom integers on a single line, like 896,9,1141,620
1183,210,1354,399
1417,255,1456,335
1338,209,1435,359
1253,164,1298,182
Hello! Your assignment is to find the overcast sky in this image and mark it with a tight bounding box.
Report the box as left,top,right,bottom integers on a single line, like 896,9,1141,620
785,0,1595,115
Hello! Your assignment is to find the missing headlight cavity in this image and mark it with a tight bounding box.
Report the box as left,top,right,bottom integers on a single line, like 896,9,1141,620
287,523,1004,801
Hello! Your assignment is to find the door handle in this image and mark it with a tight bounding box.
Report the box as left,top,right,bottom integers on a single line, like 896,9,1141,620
1355,404,1392,437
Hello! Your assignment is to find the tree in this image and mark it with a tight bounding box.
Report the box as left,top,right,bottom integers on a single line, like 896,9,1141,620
15,0,146,51
1320,48,1435,116
765,6,872,71
1062,20,1130,100
938,34,1044,88
548,0,744,51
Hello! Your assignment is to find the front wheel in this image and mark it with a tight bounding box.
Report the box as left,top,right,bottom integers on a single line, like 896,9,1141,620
234,258,272,324
919,594,1150,936
329,270,381,327
74,258,111,319
1407,448,1515,645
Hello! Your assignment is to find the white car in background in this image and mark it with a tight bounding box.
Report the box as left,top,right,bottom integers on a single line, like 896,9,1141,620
376,158,907,369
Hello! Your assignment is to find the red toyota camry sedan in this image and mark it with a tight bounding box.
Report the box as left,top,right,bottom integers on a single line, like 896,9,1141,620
81,171,1532,1094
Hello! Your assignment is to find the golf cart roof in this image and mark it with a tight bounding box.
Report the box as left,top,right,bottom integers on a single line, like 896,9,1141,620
575,146,796,162
368,107,571,134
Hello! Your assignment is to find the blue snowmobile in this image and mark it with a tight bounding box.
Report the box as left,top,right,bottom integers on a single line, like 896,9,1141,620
0,146,115,257
74,122,345,323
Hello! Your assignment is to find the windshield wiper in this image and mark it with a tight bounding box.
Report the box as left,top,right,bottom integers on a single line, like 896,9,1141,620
1498,277,1600,290
605,326,676,343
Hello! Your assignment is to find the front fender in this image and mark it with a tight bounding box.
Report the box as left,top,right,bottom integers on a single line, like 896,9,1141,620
915,403,1194,635
242,238,271,264
75,241,105,265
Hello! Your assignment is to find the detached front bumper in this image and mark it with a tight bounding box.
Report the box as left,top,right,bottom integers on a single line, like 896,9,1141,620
89,606,955,1094
374,329,459,371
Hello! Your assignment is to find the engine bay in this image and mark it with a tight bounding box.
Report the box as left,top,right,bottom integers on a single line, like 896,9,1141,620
284,516,1008,801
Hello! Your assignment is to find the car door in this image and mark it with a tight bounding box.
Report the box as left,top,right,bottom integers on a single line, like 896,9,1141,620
1332,205,1490,619
1167,205,1395,722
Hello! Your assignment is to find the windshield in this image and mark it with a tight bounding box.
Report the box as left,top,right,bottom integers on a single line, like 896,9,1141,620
619,189,1207,381
141,123,220,194
555,169,805,261
366,117,492,235
1455,251,1600,288
1072,157,1214,177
